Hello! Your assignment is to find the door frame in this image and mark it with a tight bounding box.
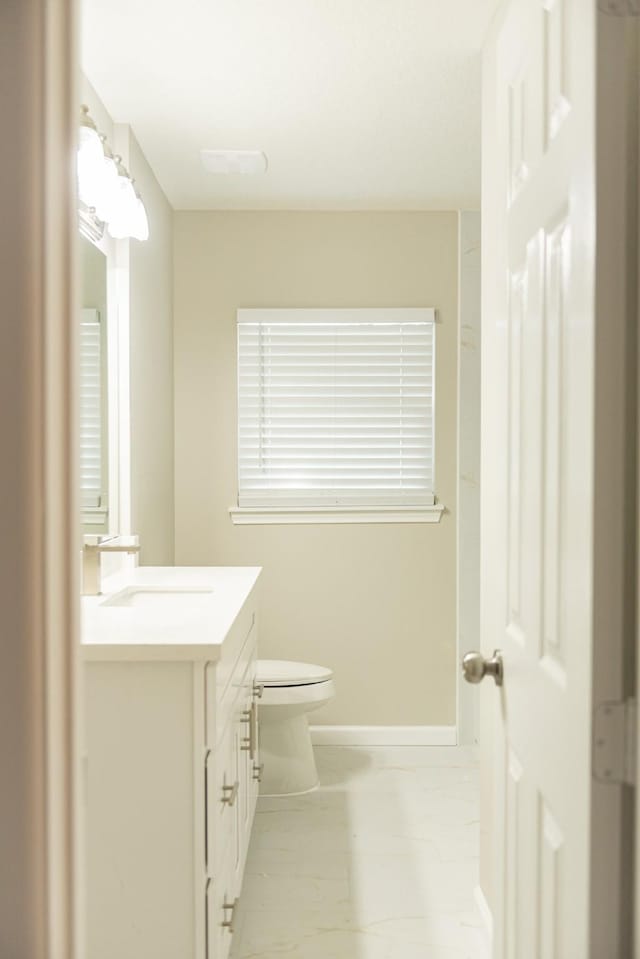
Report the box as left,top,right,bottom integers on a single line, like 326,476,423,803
457,210,482,746
591,11,638,955
0,1,79,957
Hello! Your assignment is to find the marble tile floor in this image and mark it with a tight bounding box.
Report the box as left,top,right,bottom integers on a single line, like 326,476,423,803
230,745,486,959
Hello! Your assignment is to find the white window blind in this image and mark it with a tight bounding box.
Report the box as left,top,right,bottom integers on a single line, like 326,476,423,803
79,308,104,510
237,308,435,508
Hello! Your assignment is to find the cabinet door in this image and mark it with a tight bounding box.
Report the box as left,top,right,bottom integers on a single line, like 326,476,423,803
205,878,212,959
248,655,260,826
236,703,251,886
207,849,238,959
235,649,260,885
207,722,237,879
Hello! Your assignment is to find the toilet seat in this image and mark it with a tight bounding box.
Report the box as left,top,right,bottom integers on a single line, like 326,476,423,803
259,678,336,709
256,659,333,687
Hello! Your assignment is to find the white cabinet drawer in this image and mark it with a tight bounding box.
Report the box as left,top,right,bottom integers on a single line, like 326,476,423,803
206,719,238,877
205,608,257,748
237,647,258,871
206,846,239,959
207,654,258,876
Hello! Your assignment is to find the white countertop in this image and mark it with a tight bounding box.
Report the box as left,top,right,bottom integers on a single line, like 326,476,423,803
82,566,261,662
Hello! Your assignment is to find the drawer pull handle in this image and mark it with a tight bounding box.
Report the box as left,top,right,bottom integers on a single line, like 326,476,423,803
239,702,258,759
221,781,239,806
253,763,264,782
222,897,239,933
253,682,264,700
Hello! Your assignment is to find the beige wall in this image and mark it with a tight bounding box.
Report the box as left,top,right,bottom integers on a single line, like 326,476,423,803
128,132,175,566
174,211,458,726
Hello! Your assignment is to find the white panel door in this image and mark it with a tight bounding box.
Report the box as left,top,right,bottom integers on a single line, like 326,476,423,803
481,1,611,956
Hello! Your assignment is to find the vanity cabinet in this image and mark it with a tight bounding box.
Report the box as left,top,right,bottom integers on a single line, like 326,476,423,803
83,568,261,959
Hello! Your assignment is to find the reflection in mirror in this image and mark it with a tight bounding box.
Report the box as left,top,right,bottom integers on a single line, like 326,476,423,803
79,235,108,534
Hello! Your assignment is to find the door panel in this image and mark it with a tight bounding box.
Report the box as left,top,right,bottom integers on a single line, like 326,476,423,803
482,0,598,955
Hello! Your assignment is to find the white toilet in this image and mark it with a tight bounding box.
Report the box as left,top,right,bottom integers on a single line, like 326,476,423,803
256,659,335,797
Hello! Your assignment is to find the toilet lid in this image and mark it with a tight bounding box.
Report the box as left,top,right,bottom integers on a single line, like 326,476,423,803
256,659,333,687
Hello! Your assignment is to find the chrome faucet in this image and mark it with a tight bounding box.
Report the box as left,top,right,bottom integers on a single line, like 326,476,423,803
82,534,140,596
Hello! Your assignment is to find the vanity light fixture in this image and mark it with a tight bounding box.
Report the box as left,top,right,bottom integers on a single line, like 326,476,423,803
77,105,149,242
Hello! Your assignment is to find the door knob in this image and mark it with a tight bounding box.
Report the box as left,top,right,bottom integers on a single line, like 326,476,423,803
461,649,503,687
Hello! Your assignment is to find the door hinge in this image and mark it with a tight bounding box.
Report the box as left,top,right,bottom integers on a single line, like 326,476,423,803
593,699,636,785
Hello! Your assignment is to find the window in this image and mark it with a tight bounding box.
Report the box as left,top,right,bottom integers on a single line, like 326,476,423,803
79,307,107,525
234,308,439,522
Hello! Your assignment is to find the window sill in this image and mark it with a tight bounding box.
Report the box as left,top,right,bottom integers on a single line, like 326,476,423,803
228,504,445,525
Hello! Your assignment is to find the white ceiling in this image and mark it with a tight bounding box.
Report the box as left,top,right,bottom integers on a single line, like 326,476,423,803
81,0,498,211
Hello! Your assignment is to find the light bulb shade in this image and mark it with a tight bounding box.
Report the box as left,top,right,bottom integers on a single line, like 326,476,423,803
93,154,120,222
77,125,106,209
131,197,149,241
107,173,140,239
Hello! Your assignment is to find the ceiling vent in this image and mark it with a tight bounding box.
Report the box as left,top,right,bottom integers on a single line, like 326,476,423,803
200,150,268,175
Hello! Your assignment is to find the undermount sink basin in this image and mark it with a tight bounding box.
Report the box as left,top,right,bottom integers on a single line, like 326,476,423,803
100,586,215,610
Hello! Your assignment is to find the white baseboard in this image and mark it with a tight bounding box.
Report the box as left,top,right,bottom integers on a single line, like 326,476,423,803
309,725,457,746
474,885,493,956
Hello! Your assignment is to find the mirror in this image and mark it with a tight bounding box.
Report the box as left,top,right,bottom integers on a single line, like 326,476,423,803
79,235,109,534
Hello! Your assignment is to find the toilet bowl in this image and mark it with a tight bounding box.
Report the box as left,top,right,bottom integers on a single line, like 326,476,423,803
256,659,335,797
